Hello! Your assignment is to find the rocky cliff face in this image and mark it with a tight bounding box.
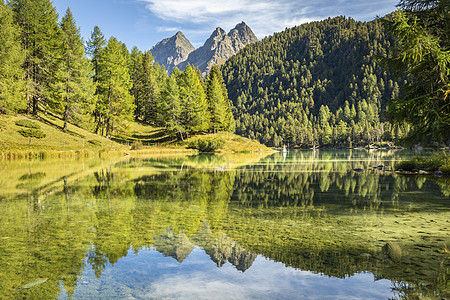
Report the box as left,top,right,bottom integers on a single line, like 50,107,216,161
150,31,195,74
152,22,258,76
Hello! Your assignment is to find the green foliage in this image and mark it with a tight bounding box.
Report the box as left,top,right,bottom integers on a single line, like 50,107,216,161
96,37,135,138
52,8,95,131
18,128,46,138
206,65,235,133
383,1,450,144
396,152,450,172
222,16,406,147
10,0,62,116
131,50,159,123
177,64,210,134
0,1,25,113
15,119,40,129
186,136,225,152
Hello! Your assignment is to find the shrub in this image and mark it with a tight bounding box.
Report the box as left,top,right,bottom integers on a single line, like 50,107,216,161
15,119,40,129
396,152,450,172
18,128,46,139
131,140,144,150
186,137,224,152
395,159,418,171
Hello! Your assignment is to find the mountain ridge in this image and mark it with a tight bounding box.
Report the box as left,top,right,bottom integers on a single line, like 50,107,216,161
151,22,258,76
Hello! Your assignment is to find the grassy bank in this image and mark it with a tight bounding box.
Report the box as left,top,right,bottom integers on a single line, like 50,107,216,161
0,114,272,159
185,132,273,153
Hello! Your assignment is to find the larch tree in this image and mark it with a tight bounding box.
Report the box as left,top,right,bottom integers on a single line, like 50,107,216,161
10,0,61,116
132,51,159,124
96,37,135,138
384,0,450,143
86,25,106,84
52,7,95,131
0,0,25,113
159,69,182,137
86,26,106,133
206,65,235,133
178,64,210,138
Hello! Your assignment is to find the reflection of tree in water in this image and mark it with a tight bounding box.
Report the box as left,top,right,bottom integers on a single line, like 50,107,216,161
1,152,448,299
232,151,446,212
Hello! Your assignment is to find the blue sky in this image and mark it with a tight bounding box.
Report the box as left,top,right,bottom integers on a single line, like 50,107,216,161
51,0,399,51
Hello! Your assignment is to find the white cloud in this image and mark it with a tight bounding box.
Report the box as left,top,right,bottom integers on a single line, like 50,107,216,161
138,0,397,42
156,26,181,33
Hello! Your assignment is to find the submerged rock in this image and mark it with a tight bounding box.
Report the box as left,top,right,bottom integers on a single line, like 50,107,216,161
382,242,402,262
434,170,443,176
20,278,47,289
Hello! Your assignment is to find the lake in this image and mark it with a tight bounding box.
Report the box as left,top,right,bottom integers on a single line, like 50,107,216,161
0,150,449,299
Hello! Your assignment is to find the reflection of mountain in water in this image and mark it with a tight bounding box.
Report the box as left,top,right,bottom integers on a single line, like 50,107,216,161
152,222,257,271
153,228,195,263
194,221,257,272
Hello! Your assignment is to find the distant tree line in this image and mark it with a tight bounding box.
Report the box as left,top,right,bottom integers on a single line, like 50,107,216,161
0,0,234,140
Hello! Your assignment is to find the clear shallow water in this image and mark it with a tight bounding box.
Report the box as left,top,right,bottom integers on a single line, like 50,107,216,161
0,150,449,299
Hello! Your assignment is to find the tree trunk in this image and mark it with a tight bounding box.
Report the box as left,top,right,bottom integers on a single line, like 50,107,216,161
63,105,69,131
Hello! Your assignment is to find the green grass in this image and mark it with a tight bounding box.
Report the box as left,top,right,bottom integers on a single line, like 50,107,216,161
0,114,273,158
0,114,122,150
184,132,273,153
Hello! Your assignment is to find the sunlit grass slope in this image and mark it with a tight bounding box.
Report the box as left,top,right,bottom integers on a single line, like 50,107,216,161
0,114,273,158
0,114,124,152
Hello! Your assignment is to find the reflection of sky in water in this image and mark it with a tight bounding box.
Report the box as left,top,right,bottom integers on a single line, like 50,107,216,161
59,246,393,299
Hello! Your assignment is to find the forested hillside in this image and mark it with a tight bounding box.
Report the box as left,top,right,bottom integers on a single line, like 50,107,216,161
222,16,408,147
0,0,235,142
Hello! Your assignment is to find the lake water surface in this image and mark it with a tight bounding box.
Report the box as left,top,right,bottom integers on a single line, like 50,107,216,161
0,150,449,299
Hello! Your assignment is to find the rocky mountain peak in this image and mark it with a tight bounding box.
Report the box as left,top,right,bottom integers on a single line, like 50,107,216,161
152,22,258,77
150,31,195,74
227,22,258,53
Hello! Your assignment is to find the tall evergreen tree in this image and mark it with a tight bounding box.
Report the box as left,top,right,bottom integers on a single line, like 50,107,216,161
206,65,235,133
178,64,209,138
132,51,159,124
129,46,143,119
10,0,61,116
86,25,106,83
96,36,135,138
86,26,106,133
52,7,95,131
0,0,25,113
159,70,182,136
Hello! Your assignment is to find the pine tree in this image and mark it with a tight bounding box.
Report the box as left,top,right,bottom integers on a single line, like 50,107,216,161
10,0,61,116
52,8,95,131
96,37,135,138
0,0,25,113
